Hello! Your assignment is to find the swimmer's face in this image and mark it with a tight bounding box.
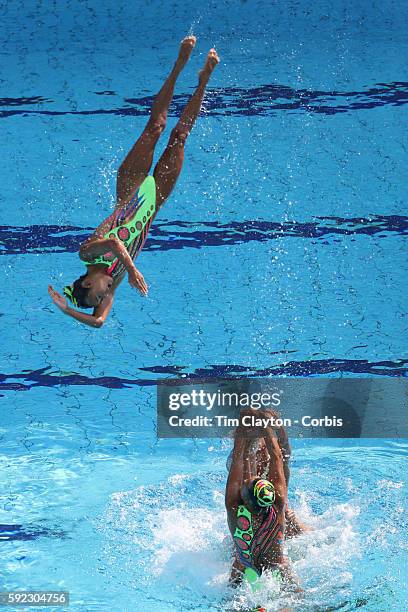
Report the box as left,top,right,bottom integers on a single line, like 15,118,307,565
82,274,113,307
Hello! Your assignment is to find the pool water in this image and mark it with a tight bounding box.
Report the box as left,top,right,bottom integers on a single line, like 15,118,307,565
0,0,407,610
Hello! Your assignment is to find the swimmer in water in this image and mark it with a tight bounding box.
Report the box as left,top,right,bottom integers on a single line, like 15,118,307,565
226,410,310,538
48,36,219,327
225,409,300,589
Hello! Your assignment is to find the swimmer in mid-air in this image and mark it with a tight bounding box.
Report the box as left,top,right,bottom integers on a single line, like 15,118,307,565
226,409,303,593
48,36,219,327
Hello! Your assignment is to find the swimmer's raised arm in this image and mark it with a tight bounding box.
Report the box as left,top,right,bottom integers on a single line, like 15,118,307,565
226,436,246,507
243,436,256,483
226,409,262,515
242,410,265,480
262,409,291,485
225,416,252,516
264,426,287,509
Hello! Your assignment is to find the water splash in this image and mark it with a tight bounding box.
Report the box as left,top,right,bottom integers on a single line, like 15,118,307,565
99,469,367,611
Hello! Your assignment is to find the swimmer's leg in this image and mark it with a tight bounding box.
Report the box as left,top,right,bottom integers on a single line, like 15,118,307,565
116,35,196,205
153,48,219,208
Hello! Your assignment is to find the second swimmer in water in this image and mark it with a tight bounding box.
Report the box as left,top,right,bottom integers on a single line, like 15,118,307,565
48,36,219,328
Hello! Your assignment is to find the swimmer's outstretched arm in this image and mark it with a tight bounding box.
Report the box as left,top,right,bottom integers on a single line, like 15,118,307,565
48,286,114,328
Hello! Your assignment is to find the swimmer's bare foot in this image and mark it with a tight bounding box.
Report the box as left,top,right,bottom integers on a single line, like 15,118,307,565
175,35,196,71
199,48,220,85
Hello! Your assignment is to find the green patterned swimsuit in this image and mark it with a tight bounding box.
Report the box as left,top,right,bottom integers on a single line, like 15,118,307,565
85,176,156,279
233,504,284,586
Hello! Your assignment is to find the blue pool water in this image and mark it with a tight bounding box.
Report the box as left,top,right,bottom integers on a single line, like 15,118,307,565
1,0,407,610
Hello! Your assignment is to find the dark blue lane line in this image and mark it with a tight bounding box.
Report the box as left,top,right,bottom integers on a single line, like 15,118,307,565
0,524,66,541
0,95,51,107
0,82,406,118
0,359,406,396
0,225,91,256
1,215,407,256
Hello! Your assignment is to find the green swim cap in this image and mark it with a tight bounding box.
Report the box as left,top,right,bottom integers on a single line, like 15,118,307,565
63,285,78,307
252,479,275,507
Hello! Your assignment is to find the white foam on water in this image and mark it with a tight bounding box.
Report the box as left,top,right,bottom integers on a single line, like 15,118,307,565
100,472,364,610
377,478,403,490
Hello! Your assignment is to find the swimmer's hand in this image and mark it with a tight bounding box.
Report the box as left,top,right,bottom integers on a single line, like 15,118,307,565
48,285,68,312
237,407,264,438
127,267,148,296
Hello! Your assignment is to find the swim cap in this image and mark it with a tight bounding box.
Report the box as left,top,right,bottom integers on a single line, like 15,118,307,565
252,479,275,507
63,285,78,307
